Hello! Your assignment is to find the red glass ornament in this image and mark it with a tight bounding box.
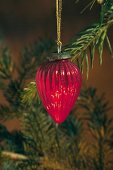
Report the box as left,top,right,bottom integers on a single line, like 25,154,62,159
36,58,82,124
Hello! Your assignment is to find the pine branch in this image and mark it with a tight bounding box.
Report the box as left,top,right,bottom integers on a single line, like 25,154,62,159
0,48,14,80
65,0,113,77
21,82,39,106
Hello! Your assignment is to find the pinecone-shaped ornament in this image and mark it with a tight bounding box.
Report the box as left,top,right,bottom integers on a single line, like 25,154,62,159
36,52,82,124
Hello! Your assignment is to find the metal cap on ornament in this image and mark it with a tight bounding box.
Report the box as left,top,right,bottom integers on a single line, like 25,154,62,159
47,51,71,61
35,51,82,124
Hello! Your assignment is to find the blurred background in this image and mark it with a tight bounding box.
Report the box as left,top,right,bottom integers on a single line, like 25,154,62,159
0,0,113,130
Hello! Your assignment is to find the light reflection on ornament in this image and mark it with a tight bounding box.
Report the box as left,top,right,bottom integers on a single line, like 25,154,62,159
36,59,82,124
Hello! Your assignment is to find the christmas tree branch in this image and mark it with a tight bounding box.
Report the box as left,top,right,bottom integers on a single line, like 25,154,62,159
21,82,39,105
65,24,107,60
65,0,113,77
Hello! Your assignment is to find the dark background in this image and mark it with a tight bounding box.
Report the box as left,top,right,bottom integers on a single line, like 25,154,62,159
0,0,113,130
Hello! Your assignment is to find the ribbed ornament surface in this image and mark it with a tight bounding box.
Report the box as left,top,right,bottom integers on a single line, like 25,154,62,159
36,59,82,124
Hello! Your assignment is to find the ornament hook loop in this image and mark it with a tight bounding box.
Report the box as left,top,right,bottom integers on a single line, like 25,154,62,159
57,41,62,53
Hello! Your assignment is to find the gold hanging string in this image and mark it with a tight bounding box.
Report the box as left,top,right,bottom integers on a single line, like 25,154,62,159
56,0,62,53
